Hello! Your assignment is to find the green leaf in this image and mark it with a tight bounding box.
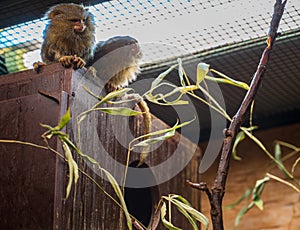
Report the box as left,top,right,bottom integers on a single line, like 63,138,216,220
234,176,270,226
164,195,209,230
100,88,133,104
232,131,245,160
61,136,100,165
180,85,199,94
97,107,143,116
196,63,210,85
40,123,54,131
253,176,270,195
252,176,270,210
209,69,250,90
274,143,290,178
102,168,132,230
62,142,78,199
81,84,102,100
57,108,71,130
177,58,186,87
160,202,182,230
235,205,250,227
204,76,249,90
172,199,198,230
132,118,195,149
224,189,251,209
133,128,175,148
151,64,178,89
174,200,208,229
253,197,264,210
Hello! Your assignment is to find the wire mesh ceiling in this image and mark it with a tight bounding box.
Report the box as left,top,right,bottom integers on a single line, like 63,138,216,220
0,0,299,74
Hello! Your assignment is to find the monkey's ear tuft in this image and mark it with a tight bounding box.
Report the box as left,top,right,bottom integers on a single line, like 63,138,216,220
48,9,64,20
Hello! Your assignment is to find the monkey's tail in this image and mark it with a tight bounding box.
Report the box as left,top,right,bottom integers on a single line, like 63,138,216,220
137,100,151,167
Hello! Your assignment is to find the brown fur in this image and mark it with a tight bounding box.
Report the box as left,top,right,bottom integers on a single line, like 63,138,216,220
87,36,151,165
86,36,142,92
41,3,95,67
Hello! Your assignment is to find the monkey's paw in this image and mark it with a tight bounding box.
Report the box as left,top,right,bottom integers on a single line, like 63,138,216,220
59,55,74,68
105,82,122,94
33,61,46,73
73,55,86,69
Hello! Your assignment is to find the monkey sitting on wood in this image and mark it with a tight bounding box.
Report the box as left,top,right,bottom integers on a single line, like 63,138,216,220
88,36,151,165
36,3,151,164
34,3,95,72
87,36,142,93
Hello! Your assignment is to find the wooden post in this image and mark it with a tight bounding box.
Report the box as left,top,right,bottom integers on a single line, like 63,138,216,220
0,64,201,230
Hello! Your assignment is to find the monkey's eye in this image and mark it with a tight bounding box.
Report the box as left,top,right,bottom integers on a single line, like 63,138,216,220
70,19,81,23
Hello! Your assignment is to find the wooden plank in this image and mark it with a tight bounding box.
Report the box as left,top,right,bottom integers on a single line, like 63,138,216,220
0,63,202,229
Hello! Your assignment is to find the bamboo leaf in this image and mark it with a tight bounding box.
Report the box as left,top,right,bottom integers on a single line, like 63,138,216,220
102,168,132,230
163,100,189,105
252,176,270,210
77,113,88,124
232,131,245,161
204,76,249,90
253,197,263,210
235,205,251,227
177,58,186,87
275,143,290,178
62,142,75,199
133,129,175,147
40,123,54,131
81,84,102,100
100,88,133,104
164,195,209,230
73,158,79,184
56,108,71,130
172,199,198,230
61,136,100,165
175,200,209,229
180,85,199,94
224,189,251,209
253,176,270,195
151,64,178,89
97,107,143,116
196,63,210,85
132,118,195,149
161,202,182,230
210,69,250,90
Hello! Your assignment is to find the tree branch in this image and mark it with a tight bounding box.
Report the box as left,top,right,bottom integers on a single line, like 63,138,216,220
209,1,287,229
186,180,212,202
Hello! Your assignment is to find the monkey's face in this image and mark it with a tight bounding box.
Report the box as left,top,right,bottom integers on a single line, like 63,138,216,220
47,3,93,35
70,18,87,33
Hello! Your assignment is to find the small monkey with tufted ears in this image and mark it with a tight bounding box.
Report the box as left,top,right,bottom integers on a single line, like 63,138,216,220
34,3,95,71
89,36,152,165
87,35,142,93
36,4,151,164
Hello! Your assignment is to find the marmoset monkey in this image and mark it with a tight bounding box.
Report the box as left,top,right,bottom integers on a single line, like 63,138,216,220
89,36,151,165
87,36,142,93
34,3,95,71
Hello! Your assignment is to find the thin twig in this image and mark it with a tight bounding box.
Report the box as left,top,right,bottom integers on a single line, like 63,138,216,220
186,180,212,202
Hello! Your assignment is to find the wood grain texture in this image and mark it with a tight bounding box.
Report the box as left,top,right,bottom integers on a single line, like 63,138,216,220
0,64,202,229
